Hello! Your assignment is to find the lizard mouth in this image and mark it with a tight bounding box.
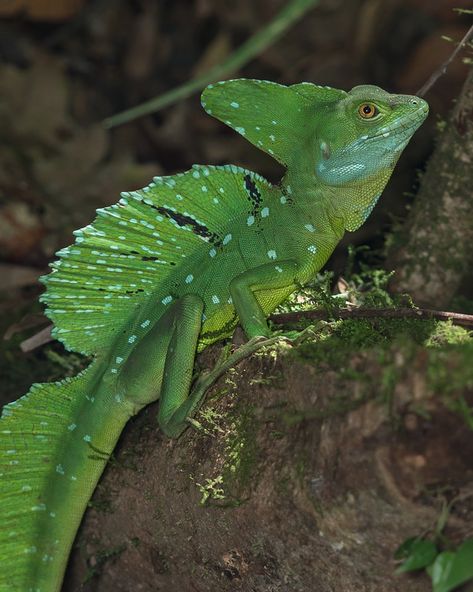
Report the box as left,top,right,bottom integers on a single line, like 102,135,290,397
366,104,429,143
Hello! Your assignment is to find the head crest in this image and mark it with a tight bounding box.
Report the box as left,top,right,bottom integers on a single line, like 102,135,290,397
201,79,346,166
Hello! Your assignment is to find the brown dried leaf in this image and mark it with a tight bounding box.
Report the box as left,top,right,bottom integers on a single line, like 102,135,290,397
337,276,350,295
33,125,108,197
0,54,70,146
123,3,160,82
0,0,86,21
192,32,232,77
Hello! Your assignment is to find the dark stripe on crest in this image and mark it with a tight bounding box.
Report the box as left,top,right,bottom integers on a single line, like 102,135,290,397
155,206,221,244
244,174,262,216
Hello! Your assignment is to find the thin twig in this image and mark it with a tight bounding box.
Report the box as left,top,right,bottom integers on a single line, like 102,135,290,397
417,23,473,97
103,0,319,128
270,307,473,328
20,325,53,353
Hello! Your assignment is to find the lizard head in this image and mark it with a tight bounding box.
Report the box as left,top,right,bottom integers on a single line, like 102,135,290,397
201,79,428,231
315,85,428,186
313,85,428,230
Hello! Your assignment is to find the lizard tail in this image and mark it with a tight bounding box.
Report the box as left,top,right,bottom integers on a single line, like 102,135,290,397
0,360,132,592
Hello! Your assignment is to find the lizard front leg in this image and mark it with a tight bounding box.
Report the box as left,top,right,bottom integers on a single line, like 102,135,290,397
229,260,299,339
180,260,301,413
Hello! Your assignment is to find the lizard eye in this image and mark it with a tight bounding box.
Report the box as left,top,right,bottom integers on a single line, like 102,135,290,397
358,103,379,119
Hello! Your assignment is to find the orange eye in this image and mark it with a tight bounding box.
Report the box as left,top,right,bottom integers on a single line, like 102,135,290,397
358,103,378,119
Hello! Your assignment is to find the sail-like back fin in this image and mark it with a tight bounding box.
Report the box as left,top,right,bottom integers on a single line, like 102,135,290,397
40,164,271,356
201,79,347,166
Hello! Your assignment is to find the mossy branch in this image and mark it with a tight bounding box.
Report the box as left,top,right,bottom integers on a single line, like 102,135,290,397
19,307,473,353
270,307,473,328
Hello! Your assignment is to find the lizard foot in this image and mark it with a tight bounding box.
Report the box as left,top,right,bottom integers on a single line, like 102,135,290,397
273,324,318,345
182,330,316,434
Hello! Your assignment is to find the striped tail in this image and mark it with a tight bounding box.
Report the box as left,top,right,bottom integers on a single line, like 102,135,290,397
0,361,133,592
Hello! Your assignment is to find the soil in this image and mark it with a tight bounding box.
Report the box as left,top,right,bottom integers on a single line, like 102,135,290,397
65,324,473,591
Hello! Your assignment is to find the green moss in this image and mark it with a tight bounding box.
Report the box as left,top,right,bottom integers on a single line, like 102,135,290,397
222,402,258,499
279,390,372,426
195,475,226,505
197,405,226,435
426,340,473,429
291,317,436,370
427,342,473,394
425,320,471,347
285,314,472,428
191,396,259,507
451,296,473,315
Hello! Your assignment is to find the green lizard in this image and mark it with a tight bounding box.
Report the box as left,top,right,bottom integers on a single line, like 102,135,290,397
0,79,428,592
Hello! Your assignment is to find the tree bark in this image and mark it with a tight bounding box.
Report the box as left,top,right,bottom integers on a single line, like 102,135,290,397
388,67,473,308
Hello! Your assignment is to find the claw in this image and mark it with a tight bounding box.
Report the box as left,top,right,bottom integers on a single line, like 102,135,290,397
184,326,316,434
273,324,317,345
187,417,204,431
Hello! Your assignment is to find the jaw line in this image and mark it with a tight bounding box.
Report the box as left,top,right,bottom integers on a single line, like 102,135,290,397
363,105,428,143
316,104,428,182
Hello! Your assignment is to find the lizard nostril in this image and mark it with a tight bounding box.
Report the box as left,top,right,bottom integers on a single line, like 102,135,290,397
412,99,418,105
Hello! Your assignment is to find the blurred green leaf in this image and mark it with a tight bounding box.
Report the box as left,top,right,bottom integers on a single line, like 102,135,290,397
395,537,437,573
430,538,473,592
395,537,419,560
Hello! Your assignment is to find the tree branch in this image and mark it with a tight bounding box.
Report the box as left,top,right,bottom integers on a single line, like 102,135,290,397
417,23,473,97
270,307,473,328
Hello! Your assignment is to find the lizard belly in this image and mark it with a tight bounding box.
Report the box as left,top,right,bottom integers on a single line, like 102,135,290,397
197,250,245,348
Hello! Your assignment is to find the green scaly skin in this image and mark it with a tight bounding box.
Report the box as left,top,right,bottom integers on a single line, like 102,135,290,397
0,79,428,591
